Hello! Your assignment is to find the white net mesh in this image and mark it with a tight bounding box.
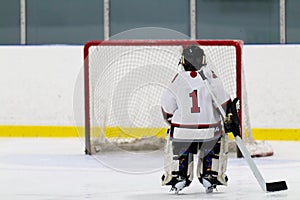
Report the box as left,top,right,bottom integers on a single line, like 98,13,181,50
84,40,273,157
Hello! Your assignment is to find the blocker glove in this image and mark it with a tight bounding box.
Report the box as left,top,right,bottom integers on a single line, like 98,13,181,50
224,98,241,137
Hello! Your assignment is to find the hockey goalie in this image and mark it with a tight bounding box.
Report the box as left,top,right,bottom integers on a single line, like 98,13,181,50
160,45,240,194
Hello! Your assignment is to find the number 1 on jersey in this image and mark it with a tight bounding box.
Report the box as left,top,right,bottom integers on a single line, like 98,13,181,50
189,90,200,113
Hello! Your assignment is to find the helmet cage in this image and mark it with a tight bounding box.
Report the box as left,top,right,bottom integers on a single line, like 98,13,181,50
181,45,207,71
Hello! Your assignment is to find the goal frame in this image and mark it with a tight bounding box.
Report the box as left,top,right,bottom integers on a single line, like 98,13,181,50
83,40,243,155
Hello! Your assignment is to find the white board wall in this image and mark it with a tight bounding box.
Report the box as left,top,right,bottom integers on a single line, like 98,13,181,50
0,45,299,128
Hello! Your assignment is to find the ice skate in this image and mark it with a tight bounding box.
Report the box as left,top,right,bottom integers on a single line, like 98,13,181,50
202,178,216,193
170,180,187,194
201,175,217,193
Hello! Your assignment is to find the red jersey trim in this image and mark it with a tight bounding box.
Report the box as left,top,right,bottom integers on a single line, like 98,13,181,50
171,73,179,83
222,99,231,106
171,121,222,129
161,107,173,120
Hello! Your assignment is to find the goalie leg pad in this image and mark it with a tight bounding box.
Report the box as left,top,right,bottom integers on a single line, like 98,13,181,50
162,135,194,187
197,135,229,186
217,134,229,185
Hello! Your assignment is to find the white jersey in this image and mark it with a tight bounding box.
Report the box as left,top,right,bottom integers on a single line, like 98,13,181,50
161,68,230,140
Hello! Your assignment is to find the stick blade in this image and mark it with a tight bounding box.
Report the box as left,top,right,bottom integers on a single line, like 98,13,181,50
266,181,288,192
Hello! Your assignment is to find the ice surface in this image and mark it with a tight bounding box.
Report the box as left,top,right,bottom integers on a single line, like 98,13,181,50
0,138,299,200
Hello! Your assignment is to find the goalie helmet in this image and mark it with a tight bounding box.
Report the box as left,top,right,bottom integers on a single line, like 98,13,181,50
180,45,207,71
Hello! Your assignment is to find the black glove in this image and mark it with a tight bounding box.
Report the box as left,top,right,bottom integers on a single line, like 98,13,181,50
224,98,241,137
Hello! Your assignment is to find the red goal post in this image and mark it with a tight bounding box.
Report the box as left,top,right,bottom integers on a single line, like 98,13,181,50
83,40,272,157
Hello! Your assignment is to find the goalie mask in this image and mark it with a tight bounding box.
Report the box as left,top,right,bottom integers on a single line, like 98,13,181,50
180,45,207,71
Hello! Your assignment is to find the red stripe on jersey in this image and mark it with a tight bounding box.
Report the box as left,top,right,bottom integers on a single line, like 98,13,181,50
171,73,179,83
171,121,221,129
161,107,173,120
211,70,218,78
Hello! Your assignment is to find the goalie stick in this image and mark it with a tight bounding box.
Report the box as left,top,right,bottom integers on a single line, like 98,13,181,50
198,70,288,192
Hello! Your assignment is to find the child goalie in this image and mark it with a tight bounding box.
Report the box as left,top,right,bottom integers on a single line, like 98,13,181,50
161,45,238,194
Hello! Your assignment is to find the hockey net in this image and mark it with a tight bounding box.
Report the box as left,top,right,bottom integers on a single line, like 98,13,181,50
83,40,273,157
